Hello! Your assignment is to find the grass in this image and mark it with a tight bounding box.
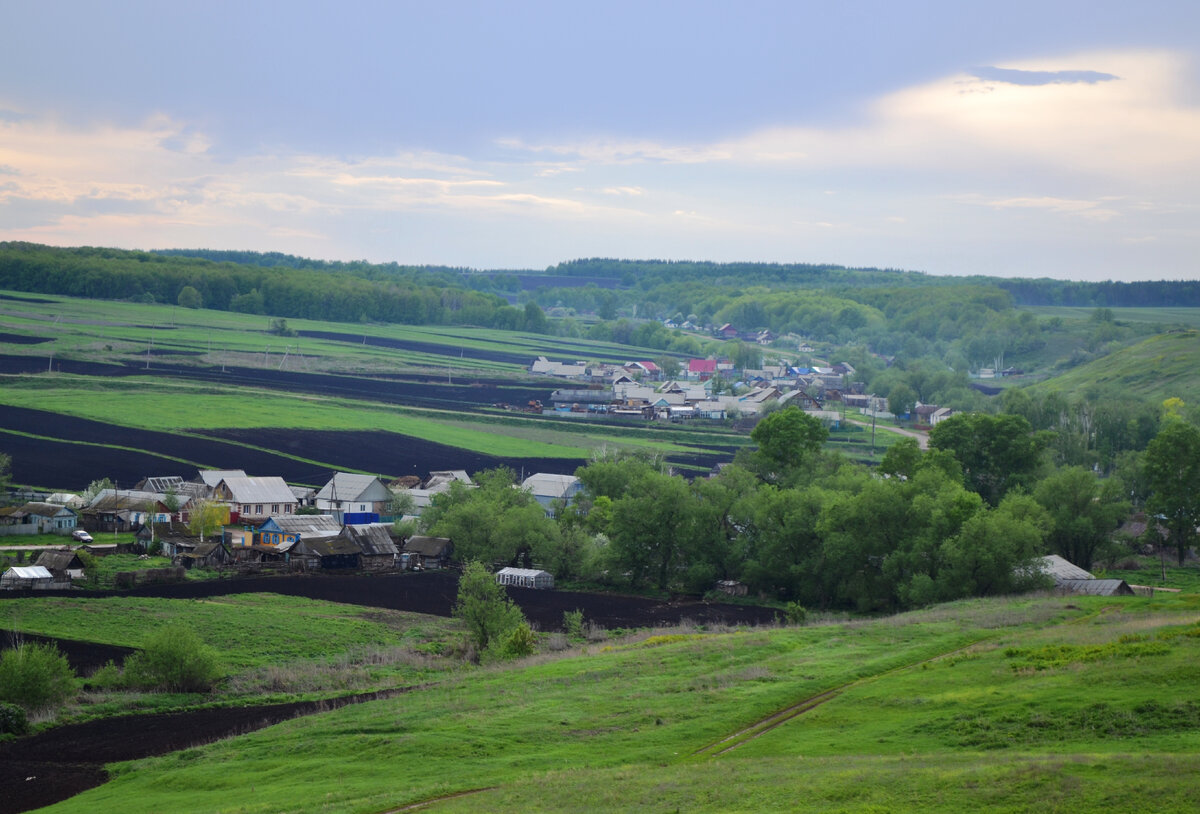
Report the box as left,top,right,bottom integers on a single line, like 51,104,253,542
1027,330,1200,404
29,593,1200,813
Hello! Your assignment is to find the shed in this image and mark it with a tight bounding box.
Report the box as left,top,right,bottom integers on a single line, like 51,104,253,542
1055,578,1136,597
403,536,454,570
1,565,55,590
176,541,232,570
341,524,399,571
495,567,554,590
34,549,86,580
298,536,362,570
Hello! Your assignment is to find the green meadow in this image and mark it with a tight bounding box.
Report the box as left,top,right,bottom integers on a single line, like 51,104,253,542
22,592,1200,813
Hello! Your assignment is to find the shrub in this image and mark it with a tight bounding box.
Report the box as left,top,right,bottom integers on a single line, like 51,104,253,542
453,561,525,654
784,601,808,626
0,642,77,711
563,609,584,640
125,625,222,692
0,701,28,736
495,622,537,660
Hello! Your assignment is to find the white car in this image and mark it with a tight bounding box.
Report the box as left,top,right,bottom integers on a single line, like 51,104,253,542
71,529,94,543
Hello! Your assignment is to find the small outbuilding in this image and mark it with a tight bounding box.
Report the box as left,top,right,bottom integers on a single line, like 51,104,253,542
403,536,454,570
495,567,554,590
34,549,87,581
1,565,56,590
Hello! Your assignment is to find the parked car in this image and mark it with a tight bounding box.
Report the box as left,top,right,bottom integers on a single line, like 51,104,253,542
71,529,93,543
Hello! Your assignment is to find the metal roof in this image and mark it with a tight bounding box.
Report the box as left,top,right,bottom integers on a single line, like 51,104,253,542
198,469,247,488
316,473,391,502
5,566,53,580
268,515,342,535
1039,555,1095,581
218,476,295,505
1056,578,1135,596
520,474,580,499
343,524,398,556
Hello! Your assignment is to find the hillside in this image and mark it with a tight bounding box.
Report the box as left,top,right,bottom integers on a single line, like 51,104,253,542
24,592,1200,813
1028,330,1200,404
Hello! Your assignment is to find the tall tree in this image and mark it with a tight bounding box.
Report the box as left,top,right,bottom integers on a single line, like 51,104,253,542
928,412,1047,505
748,406,828,484
1033,467,1129,571
1144,419,1200,565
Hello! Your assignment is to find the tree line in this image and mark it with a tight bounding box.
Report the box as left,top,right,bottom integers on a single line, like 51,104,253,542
421,405,1200,614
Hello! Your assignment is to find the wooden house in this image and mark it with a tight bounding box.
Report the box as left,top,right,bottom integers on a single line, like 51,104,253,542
213,476,296,524
294,536,362,570
402,536,454,570
175,541,232,570
341,524,399,571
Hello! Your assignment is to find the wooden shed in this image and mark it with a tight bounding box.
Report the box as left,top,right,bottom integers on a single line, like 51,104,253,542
402,536,454,570
341,524,399,571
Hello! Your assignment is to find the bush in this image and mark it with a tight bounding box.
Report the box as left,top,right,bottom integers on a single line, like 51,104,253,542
563,609,584,640
125,625,222,692
495,622,537,660
784,601,808,626
0,642,77,711
0,701,28,736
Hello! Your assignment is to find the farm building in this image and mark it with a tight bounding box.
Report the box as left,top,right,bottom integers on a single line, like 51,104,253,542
34,549,86,581
252,514,341,548
0,565,56,590
403,536,454,569
294,536,362,570
495,567,554,590
520,474,582,514
175,541,232,570
341,524,400,571
1033,554,1136,597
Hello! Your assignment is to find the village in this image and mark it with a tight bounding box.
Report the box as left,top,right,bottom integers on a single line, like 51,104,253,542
0,468,578,592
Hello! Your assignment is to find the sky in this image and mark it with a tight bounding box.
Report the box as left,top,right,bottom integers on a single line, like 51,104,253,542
1,1,1199,281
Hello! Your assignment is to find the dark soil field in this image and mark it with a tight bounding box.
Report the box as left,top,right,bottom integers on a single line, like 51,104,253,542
0,688,415,814
0,334,52,345
21,570,779,631
0,573,776,813
0,632,134,675
299,329,532,366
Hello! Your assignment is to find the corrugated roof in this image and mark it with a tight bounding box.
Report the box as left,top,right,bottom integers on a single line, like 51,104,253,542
316,473,390,502
1039,555,1095,581
343,524,398,556
218,476,295,505
22,501,76,518
521,474,580,499
198,469,247,488
1056,578,1135,596
269,515,342,535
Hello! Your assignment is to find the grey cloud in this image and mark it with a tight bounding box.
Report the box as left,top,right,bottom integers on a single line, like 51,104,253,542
969,67,1119,86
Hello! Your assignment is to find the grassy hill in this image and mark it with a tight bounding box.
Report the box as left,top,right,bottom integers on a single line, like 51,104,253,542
20,592,1200,813
1027,330,1200,404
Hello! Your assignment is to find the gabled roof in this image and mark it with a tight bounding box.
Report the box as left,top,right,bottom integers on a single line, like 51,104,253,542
20,502,75,518
1039,554,1094,581
198,469,247,488
521,473,581,500
689,359,718,373
217,476,295,505
404,536,453,557
35,549,83,570
342,524,399,556
316,473,391,503
138,476,186,493
1056,578,1135,596
305,536,362,557
87,489,164,511
4,566,53,580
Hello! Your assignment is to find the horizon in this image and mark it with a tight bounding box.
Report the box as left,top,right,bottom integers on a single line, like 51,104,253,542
2,2,1199,282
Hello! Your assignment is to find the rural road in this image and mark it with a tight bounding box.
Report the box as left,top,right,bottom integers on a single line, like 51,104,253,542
844,418,929,450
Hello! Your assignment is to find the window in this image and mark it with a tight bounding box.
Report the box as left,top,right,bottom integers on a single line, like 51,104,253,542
272,504,279,514
256,505,263,515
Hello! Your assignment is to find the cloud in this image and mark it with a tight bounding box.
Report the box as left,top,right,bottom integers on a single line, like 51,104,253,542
979,195,1122,221
601,186,644,196
968,66,1119,85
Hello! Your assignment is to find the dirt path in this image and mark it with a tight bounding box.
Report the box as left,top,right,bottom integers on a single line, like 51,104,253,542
844,418,929,450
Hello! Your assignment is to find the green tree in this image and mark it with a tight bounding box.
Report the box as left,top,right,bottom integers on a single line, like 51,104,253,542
1144,419,1200,565
453,560,526,653
0,641,76,711
748,406,828,483
928,412,1047,505
177,285,203,309
0,450,9,492
888,383,917,418
187,499,226,542
608,470,695,590
125,624,222,692
522,301,550,333
1034,467,1129,571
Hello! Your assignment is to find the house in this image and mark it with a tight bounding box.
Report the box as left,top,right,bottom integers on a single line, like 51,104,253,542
175,541,232,570
159,532,205,559
403,536,454,569
83,489,167,531
212,476,296,524
688,359,718,380
521,474,582,513
0,565,56,590
341,524,399,571
396,471,474,515
16,502,78,534
716,323,739,338
34,549,87,581
252,515,341,548
44,492,85,509
495,567,554,590
315,473,394,522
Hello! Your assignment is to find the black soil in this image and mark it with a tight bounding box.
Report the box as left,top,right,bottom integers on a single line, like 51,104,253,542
0,572,776,813
0,632,134,675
